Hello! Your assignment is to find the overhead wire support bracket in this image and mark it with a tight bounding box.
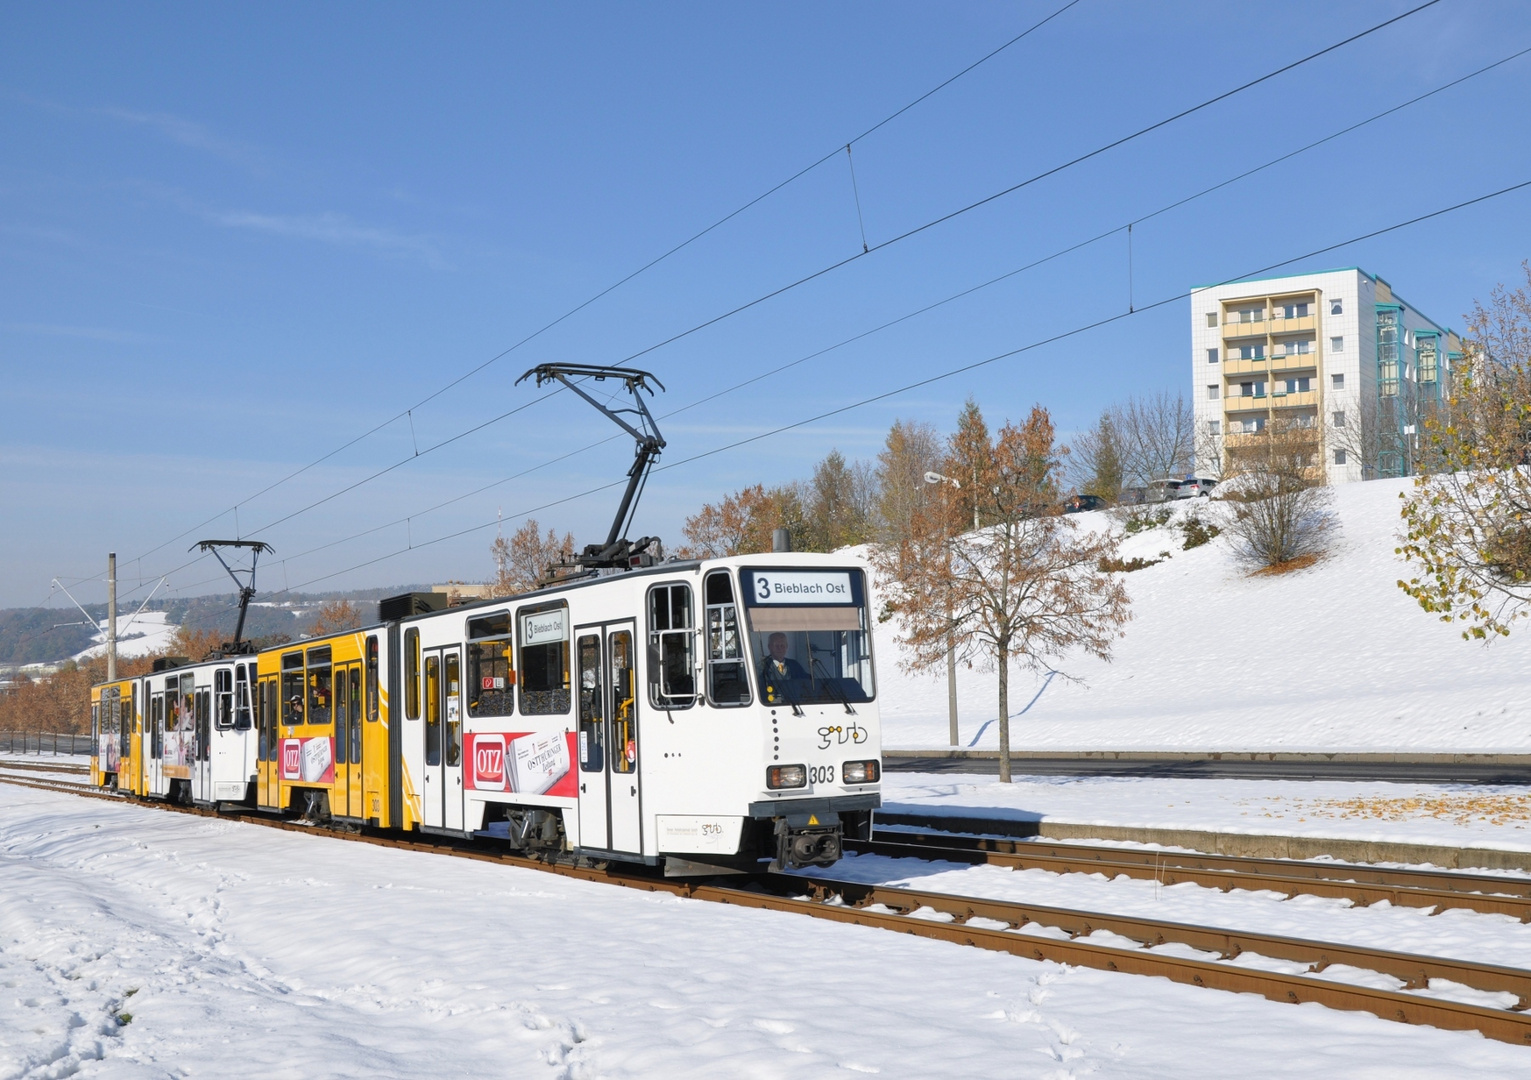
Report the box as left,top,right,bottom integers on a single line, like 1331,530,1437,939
191,539,273,655
516,364,667,572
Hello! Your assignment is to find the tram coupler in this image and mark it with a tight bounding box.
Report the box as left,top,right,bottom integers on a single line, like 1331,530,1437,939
773,811,842,870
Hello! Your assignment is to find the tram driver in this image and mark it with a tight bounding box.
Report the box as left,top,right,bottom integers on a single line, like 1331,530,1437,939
760,632,807,704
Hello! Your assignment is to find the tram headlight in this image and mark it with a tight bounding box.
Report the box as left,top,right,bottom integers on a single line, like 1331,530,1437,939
842,759,880,784
767,764,807,789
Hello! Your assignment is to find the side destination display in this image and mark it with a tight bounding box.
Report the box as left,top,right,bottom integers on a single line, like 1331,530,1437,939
742,569,859,606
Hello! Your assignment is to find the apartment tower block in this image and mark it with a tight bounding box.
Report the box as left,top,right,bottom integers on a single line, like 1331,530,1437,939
1191,268,1461,483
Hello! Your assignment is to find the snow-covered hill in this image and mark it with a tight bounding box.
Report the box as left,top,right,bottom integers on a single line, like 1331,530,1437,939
73,610,178,662
872,477,1531,753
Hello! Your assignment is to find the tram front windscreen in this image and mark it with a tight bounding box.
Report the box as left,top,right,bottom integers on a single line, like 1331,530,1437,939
740,568,875,708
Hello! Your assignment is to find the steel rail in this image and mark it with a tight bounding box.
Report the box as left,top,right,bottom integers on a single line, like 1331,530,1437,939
854,836,1531,920
6,775,1531,1045
780,874,1531,1008
0,759,90,776
867,830,1531,897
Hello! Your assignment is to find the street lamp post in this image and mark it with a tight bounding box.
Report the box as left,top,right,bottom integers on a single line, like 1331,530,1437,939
924,471,962,748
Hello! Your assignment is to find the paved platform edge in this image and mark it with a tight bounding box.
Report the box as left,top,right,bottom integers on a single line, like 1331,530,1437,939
874,811,1531,872
884,749,1531,765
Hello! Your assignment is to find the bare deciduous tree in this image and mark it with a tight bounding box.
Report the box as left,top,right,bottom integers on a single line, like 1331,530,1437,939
1223,419,1334,570
1399,263,1531,638
874,419,942,541
490,519,575,597
1116,392,1195,486
874,403,1131,782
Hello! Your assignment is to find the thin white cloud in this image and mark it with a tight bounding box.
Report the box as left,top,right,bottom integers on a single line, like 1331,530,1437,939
209,209,450,269
95,105,270,171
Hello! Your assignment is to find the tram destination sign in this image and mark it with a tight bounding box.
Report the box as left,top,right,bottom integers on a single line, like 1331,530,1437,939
743,570,857,606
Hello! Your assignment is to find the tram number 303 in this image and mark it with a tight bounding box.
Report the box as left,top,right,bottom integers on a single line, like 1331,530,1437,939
808,765,835,784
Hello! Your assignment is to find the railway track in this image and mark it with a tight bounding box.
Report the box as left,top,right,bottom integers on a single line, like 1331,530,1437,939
6,772,1531,1046
0,758,90,776
855,832,1531,920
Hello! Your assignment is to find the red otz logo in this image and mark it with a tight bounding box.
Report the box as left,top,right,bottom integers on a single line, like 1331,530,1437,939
282,741,300,777
473,740,505,787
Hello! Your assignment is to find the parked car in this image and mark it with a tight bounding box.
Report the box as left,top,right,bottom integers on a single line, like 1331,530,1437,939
1063,494,1107,513
1175,477,1218,499
1145,479,1182,503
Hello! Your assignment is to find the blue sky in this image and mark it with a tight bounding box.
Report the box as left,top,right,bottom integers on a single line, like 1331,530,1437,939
3,1,1529,610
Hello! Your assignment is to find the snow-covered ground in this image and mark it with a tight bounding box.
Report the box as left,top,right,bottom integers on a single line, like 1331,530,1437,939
5,782,1530,1079
872,477,1531,752
72,611,177,663
883,771,1531,856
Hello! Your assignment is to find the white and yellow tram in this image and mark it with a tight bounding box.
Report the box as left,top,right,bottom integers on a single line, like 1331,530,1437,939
93,552,881,871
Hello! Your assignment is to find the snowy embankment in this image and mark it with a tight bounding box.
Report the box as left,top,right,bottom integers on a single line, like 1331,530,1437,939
5,783,1528,1079
72,611,177,663
873,477,1531,753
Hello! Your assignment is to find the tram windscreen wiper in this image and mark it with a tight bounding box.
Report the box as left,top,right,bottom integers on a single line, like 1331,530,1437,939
809,646,856,715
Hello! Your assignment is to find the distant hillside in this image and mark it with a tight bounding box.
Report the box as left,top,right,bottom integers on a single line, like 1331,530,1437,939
0,585,432,665
0,610,97,666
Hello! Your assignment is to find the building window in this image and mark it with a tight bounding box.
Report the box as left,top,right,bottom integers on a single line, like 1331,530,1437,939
1207,419,1220,436
1206,312,1218,328
1207,348,1219,364
1280,377,1310,395
1330,336,1343,353
1332,410,1346,428
1330,299,1343,315
1280,302,1310,319
1332,373,1345,390
1417,336,1438,384
1206,384,1219,401
1334,449,1347,465
1294,339,1311,355
1237,344,1264,361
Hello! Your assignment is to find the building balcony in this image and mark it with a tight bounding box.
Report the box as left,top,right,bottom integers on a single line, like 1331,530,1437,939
1222,357,1269,375
1267,314,1317,334
1268,390,1318,408
1223,428,1321,449
1222,323,1268,342
1269,353,1318,372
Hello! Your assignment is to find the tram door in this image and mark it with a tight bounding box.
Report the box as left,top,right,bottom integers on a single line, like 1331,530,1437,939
147,689,164,796
576,621,642,854
258,675,278,808
193,686,212,802
421,649,464,830
332,663,362,818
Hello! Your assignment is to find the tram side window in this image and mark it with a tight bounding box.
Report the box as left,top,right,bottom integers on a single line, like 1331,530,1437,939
334,668,349,766
122,688,134,757
196,688,211,761
647,583,696,710
234,665,253,731
180,674,196,734
366,636,379,722
281,652,305,726
518,603,570,715
348,666,362,762
255,681,266,762
704,571,750,706
577,634,604,772
424,654,441,767
307,646,333,728
404,629,420,720
151,693,164,758
466,612,514,718
445,652,462,769
610,630,637,774
215,669,233,729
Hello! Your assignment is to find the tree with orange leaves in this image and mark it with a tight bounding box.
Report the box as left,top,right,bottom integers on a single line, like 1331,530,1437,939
874,402,1131,781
